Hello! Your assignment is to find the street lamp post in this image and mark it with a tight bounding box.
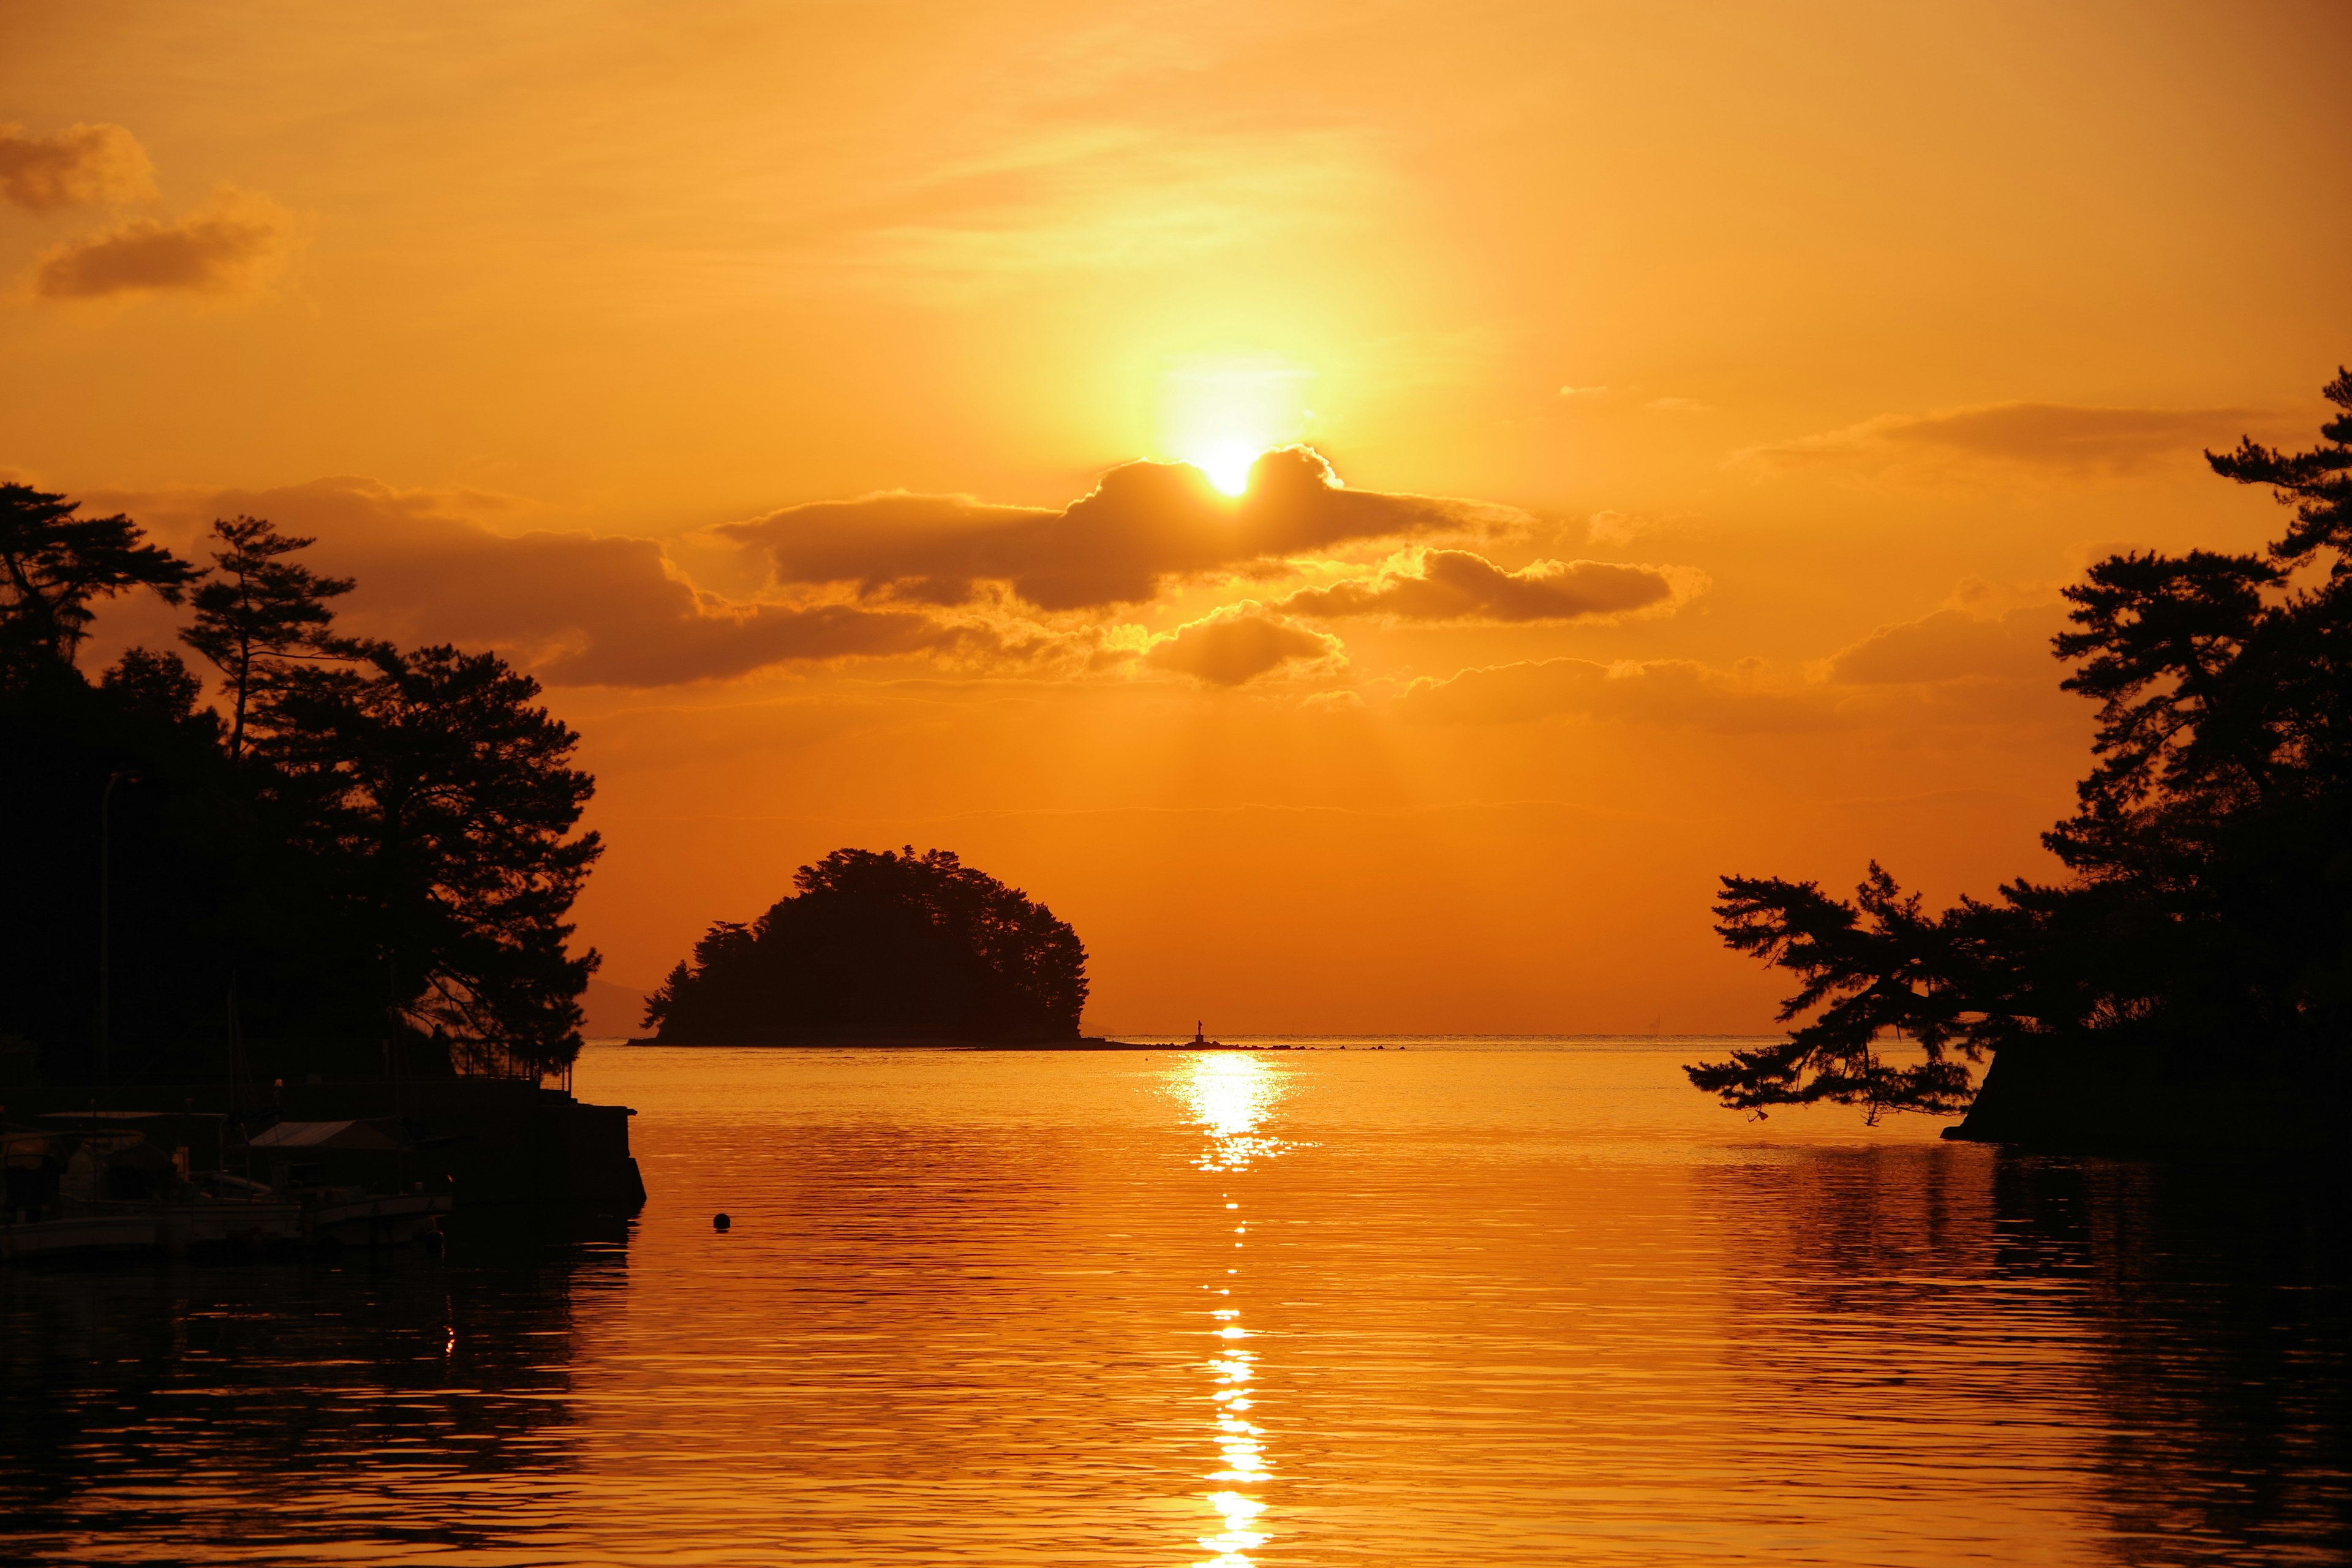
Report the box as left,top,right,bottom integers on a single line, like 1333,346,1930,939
97,769,129,1079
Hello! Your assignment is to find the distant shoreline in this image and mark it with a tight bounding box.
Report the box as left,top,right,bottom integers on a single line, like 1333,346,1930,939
595,1033,1784,1050
614,1036,1299,1052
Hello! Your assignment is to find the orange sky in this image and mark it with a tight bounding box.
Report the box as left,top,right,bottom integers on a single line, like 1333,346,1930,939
6,1,2349,1033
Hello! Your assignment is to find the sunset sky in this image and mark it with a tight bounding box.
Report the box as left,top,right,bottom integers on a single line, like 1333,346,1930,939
7,1,2348,1033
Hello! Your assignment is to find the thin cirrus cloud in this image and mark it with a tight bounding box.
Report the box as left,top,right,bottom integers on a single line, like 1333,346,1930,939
1403,602,2078,729
1741,402,2253,478
1825,604,2064,685
1142,603,1344,687
100,478,984,688
721,445,1493,612
1281,549,1682,623
1401,657,1834,733
0,122,154,211
34,186,296,300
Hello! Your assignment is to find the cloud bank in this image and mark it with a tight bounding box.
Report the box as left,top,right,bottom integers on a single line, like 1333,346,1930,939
1402,657,1830,732
83,453,1683,693
1743,402,2252,478
36,187,295,300
1281,549,1679,622
0,123,154,211
1825,604,2061,685
112,480,990,687
1403,600,2076,731
723,445,1483,611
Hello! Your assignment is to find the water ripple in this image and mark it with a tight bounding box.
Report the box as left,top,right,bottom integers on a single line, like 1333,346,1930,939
1,1042,2344,1565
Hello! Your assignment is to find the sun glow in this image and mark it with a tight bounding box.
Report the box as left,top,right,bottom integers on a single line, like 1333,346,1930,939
1159,358,1313,497
1197,440,1259,497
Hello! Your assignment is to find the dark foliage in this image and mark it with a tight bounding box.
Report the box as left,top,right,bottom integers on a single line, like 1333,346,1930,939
0,497,601,1085
1692,369,2352,1117
1,483,194,679
180,514,363,761
258,646,601,1075
101,646,221,741
646,846,1088,1043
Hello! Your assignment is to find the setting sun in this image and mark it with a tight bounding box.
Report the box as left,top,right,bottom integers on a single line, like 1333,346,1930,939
1159,358,1312,497
1194,440,1258,496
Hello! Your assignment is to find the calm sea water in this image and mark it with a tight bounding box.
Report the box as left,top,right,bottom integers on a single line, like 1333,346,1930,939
3,1039,2346,1566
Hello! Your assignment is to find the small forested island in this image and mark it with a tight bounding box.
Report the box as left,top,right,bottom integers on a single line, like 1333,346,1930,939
643,847,1090,1044
1690,371,2352,1155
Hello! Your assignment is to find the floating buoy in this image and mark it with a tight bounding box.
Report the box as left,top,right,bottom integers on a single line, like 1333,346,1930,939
713,1213,731,1231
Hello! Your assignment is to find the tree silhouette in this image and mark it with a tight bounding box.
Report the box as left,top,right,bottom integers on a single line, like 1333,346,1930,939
181,515,362,761
646,846,1088,1044
1692,369,2352,1125
1691,864,1982,1120
0,483,194,680
100,646,217,737
260,644,604,1077
1,494,603,1085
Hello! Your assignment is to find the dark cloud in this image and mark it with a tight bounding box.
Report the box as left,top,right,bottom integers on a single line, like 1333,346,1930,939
1282,549,1678,622
545,598,961,687
35,188,293,299
1744,402,2252,477
1826,605,2061,685
722,445,1479,611
107,479,975,687
0,122,153,211
1144,605,1344,687
1401,657,1831,732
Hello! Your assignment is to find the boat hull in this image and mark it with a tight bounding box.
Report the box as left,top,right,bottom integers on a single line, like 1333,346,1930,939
0,1199,349,1259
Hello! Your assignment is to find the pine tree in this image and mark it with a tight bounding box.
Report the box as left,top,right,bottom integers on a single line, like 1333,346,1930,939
0,483,194,681
259,644,604,1076
181,515,363,761
1691,370,2352,1120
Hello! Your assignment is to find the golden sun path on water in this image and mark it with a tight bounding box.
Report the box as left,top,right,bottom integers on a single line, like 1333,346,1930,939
1179,1053,1291,1568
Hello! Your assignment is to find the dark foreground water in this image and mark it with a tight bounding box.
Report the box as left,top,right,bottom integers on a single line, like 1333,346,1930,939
2,1041,2347,1566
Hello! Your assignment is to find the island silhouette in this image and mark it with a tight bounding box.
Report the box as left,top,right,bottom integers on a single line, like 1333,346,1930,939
641,846,1090,1046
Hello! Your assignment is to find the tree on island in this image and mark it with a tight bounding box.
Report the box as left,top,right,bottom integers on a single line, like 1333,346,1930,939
1691,370,2352,1144
0,493,601,1085
644,847,1088,1043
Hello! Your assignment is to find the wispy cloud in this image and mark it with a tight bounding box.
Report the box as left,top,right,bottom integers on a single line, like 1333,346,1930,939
34,186,297,300
1402,597,2080,731
831,123,1385,293
0,122,154,211
1740,401,2252,479
1824,603,2064,685
1400,657,1834,732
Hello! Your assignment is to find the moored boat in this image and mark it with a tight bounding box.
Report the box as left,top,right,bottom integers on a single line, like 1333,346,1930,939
2,1120,444,1261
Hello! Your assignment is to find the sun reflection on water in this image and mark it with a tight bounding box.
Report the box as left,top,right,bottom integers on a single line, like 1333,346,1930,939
1173,1052,1292,1568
